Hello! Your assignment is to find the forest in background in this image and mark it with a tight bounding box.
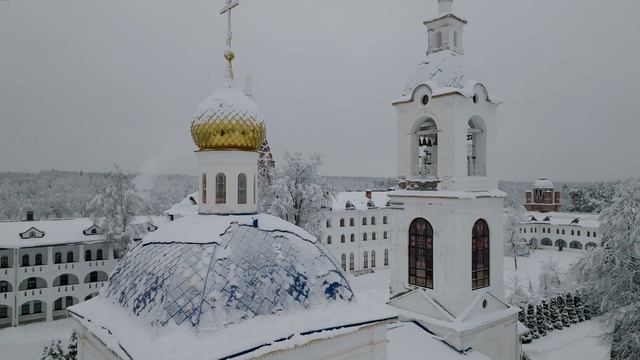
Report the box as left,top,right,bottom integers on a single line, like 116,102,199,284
0,171,617,221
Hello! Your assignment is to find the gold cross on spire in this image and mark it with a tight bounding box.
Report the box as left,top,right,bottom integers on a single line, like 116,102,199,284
220,0,239,81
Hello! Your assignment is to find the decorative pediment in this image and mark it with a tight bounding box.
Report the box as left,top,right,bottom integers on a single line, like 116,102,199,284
20,227,45,239
367,200,376,209
83,225,102,236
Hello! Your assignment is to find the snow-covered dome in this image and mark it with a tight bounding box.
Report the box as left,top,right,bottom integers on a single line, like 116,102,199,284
99,214,354,331
191,83,266,151
533,178,555,189
399,50,499,104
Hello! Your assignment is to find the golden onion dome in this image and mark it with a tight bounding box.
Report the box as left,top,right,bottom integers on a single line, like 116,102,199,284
191,84,266,151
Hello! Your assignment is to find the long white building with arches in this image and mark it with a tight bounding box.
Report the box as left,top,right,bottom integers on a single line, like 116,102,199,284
0,216,164,328
520,211,600,252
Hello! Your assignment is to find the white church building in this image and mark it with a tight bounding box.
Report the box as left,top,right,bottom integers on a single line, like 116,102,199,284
68,1,521,359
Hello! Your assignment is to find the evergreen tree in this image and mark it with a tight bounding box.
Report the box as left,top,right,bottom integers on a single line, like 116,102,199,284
535,304,547,337
583,301,592,321
521,330,533,344
41,340,66,360
549,297,563,330
526,304,539,339
573,292,585,322
66,330,78,360
541,300,554,332
557,295,571,328
518,306,525,324
565,293,578,324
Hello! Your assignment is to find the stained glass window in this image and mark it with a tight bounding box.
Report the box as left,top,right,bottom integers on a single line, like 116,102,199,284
472,219,490,290
408,218,433,289
238,174,247,204
216,173,226,204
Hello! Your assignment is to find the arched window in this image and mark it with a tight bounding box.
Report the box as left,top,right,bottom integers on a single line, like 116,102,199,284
372,232,377,240
570,241,583,250
541,238,553,246
415,118,438,177
341,235,345,243
371,217,376,225
472,219,490,290
341,254,347,271
371,251,376,268
85,250,92,262
66,251,74,263
350,234,355,242
350,218,355,226
434,31,442,48
585,242,598,250
326,220,331,228
349,253,355,270
96,249,103,261
363,233,367,241
327,236,332,245
27,277,37,290
555,239,567,249
362,218,367,226
384,231,388,240
340,219,345,227
54,252,62,264
384,249,389,266
22,254,29,267
0,281,8,293
363,251,369,269
202,174,207,204
35,254,43,266
60,274,69,286
0,256,8,268
409,218,434,289
216,173,226,204
237,174,247,204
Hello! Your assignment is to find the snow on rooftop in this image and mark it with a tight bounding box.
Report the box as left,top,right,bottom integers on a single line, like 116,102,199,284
69,213,395,359
522,211,600,228
0,216,168,249
164,192,199,218
330,191,390,211
387,322,490,360
395,50,500,104
533,179,555,189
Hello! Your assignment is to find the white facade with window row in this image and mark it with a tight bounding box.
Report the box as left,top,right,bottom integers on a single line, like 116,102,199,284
321,191,393,274
519,212,600,251
0,217,165,328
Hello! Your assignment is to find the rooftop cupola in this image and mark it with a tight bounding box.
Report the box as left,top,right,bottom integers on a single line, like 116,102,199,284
425,0,467,55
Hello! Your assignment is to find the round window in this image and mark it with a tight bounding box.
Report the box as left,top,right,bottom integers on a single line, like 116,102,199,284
482,299,488,309
421,95,430,106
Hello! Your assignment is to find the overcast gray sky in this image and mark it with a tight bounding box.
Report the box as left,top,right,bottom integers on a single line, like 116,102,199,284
1,0,639,182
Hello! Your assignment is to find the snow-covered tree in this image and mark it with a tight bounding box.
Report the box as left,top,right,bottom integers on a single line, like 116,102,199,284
504,206,525,270
526,304,539,340
87,166,144,253
41,340,66,360
257,139,276,213
566,182,617,213
538,258,565,299
549,297,563,330
565,292,578,324
506,275,530,308
66,330,78,360
266,153,335,238
535,304,547,337
574,178,640,359
541,300,554,333
573,291,585,322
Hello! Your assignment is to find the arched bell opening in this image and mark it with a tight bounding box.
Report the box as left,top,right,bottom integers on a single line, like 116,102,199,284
467,116,487,177
413,118,439,178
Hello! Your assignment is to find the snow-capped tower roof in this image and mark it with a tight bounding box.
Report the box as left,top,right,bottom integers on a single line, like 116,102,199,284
533,178,555,189
190,4,265,151
395,0,500,104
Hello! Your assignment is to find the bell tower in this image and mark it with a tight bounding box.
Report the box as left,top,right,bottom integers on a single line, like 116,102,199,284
387,1,520,359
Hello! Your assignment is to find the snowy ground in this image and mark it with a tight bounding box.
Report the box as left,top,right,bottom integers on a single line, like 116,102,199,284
0,318,76,360
523,319,611,360
503,249,583,296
